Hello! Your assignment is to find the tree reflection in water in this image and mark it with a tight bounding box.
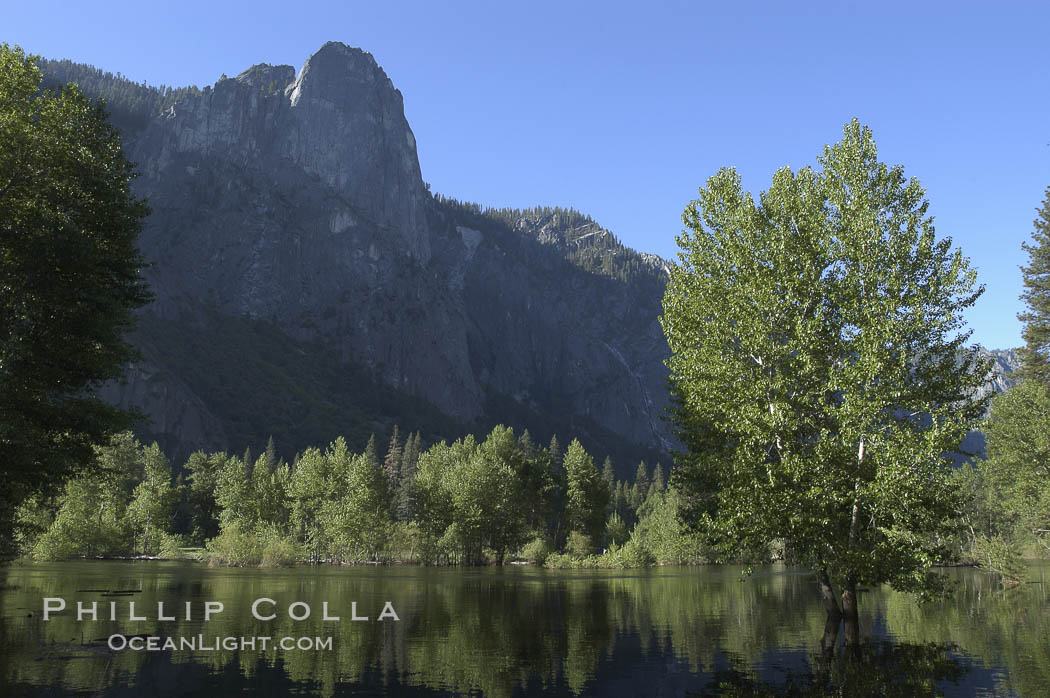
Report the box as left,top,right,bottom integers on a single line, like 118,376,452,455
703,640,968,697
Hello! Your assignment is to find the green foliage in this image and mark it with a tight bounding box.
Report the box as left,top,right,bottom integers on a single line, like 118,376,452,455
520,536,554,565
126,444,176,554
412,427,533,564
20,422,674,568
1018,187,1050,383
976,379,1050,558
608,537,656,568
287,446,336,561
183,451,226,542
204,523,263,567
971,534,1028,586
325,448,391,562
604,512,629,548
563,439,610,543
214,455,255,530
544,537,654,569
662,120,989,607
382,521,423,563
0,44,152,559
154,532,188,559
564,531,594,558
29,432,176,560
260,535,303,568
633,488,710,565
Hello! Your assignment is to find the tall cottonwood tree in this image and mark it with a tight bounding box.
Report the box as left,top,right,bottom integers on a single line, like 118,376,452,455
661,120,989,643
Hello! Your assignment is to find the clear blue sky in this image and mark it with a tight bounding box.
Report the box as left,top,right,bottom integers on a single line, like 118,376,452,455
7,1,1049,350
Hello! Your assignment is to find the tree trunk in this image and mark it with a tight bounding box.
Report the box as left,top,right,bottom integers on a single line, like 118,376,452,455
820,612,840,656
817,568,841,617
841,576,859,646
818,568,841,652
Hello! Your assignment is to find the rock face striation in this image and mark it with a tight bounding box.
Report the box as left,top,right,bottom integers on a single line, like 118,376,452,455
43,44,675,472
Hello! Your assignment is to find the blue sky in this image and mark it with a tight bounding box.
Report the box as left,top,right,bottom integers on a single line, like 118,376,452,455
7,1,1048,350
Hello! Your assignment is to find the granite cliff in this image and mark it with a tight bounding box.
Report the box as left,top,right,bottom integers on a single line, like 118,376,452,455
42,44,674,474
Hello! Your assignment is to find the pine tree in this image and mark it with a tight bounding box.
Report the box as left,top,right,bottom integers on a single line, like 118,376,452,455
398,432,421,521
517,429,536,458
633,462,650,506
601,457,616,493
363,434,379,470
262,436,278,473
383,426,403,509
548,435,562,471
1018,187,1050,383
651,464,665,495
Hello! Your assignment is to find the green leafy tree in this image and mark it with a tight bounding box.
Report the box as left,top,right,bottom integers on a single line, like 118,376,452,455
661,120,988,641
325,439,390,562
411,429,530,565
1018,187,1050,383
214,455,255,530
30,432,142,559
981,379,1050,556
563,439,609,545
544,435,568,545
604,512,629,548
250,451,290,531
0,46,151,558
32,475,129,559
547,435,562,470
472,426,531,563
633,487,708,565
126,443,175,554
288,446,336,562
183,451,225,542
413,439,471,559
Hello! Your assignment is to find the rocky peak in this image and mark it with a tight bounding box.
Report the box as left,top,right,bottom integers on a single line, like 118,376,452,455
287,42,395,106
282,42,429,260
234,63,296,92
130,42,431,263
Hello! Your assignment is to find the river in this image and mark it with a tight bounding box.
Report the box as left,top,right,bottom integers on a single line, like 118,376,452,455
1,561,1046,696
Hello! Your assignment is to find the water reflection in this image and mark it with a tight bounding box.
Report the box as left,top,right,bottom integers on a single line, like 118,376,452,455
704,641,970,697
0,562,1043,696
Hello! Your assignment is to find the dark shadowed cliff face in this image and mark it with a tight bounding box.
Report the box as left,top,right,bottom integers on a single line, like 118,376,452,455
42,43,674,472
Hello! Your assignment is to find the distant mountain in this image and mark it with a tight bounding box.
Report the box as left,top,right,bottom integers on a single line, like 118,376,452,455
955,346,1021,460
974,347,1021,401
40,44,674,476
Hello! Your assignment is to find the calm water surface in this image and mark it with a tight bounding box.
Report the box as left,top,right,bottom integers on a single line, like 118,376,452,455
1,561,1047,696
